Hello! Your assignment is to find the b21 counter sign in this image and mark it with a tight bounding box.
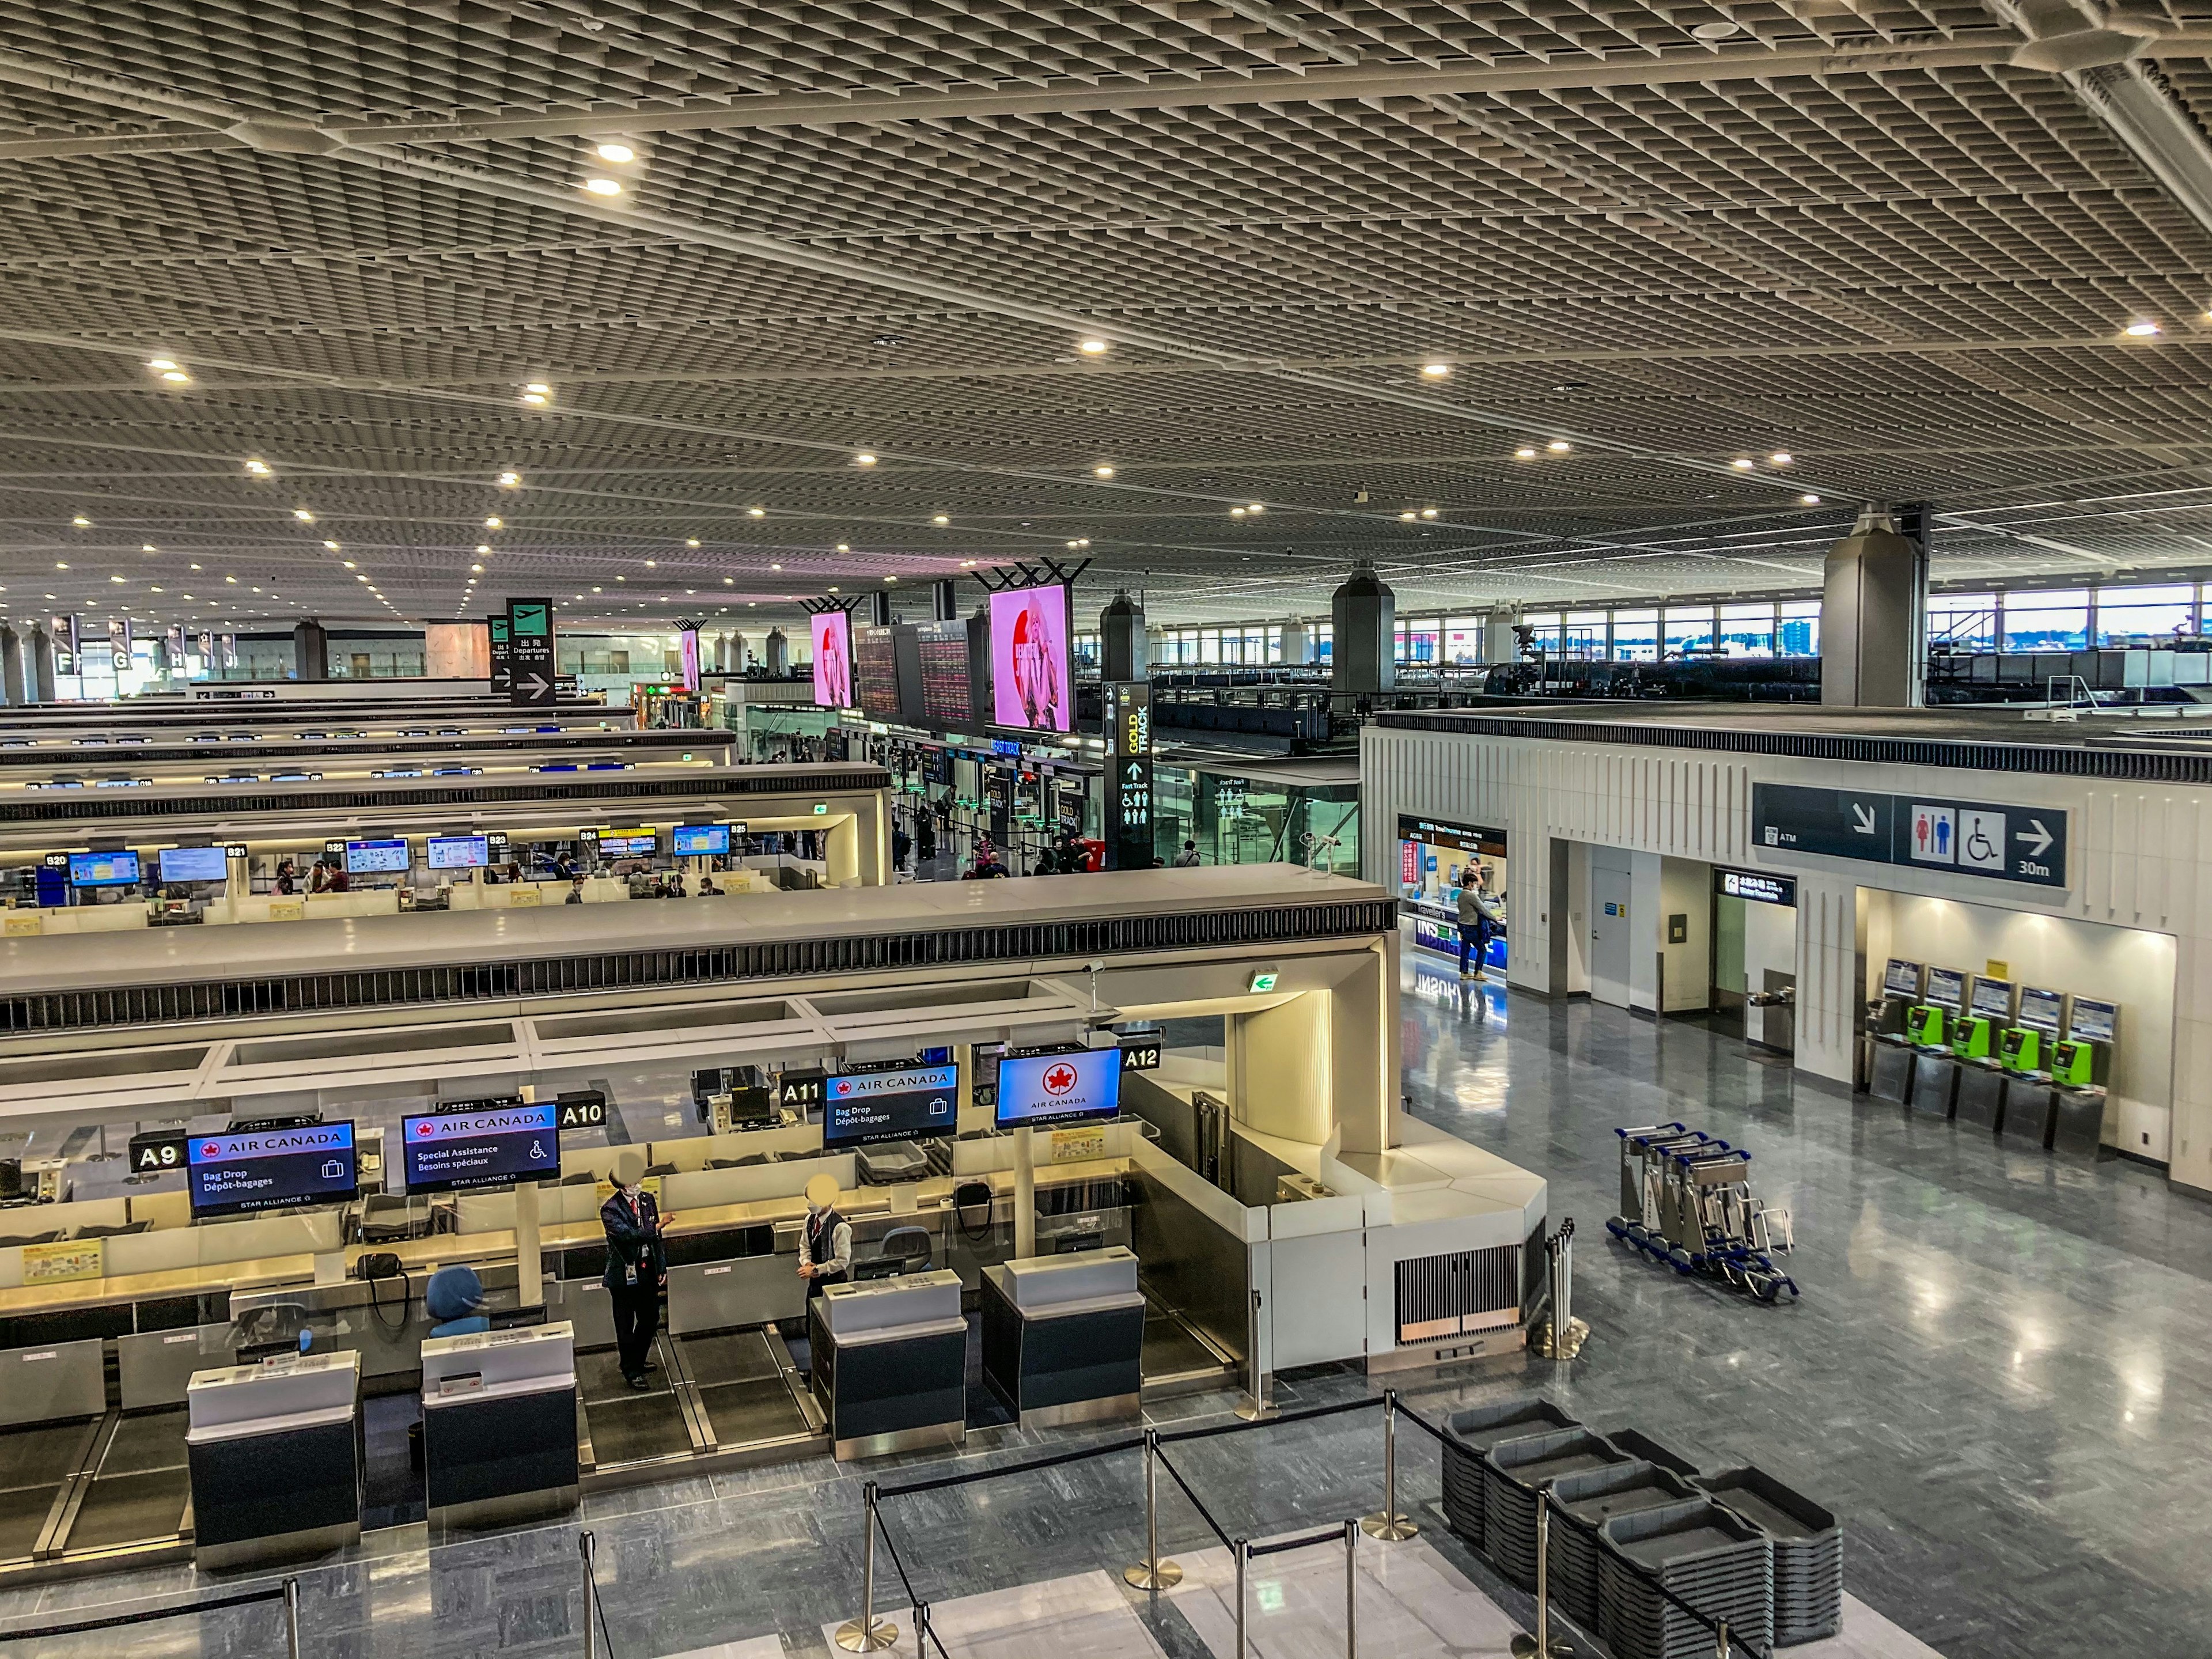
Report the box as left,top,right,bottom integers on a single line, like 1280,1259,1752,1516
1752,784,2067,889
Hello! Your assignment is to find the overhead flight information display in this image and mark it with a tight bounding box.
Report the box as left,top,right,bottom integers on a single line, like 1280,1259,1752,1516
855,624,904,721
399,1099,560,1194
188,1122,358,1217
994,1047,1123,1128
915,620,974,726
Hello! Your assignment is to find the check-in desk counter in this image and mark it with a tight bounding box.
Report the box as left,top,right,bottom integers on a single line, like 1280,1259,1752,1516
809,1271,965,1461
980,1247,1143,1430
421,1322,578,1528
185,1350,361,1569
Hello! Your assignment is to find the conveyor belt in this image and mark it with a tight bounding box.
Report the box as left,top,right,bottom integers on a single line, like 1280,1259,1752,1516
0,1421,96,1562
576,1346,694,1469
676,1330,811,1450
58,1410,191,1555
1141,1300,1236,1395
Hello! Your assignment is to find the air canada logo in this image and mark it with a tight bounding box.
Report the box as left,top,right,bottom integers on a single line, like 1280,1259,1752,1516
415,1122,437,1137
1041,1061,1080,1097
199,1141,222,1159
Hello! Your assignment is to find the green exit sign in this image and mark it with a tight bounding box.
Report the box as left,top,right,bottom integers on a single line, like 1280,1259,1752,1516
812,803,828,815
1248,969,1279,993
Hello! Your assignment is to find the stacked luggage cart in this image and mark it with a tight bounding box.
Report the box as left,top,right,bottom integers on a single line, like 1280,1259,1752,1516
1606,1122,1798,1302
1436,1396,1844,1652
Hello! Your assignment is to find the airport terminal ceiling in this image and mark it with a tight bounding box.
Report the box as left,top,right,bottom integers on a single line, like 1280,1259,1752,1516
10,1,2212,631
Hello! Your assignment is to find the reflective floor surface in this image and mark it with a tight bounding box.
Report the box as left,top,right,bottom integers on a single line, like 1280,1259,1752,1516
2,947,2200,1658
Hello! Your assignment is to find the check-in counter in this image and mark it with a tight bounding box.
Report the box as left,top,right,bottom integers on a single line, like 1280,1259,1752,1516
980,1246,1144,1430
185,1349,361,1569
810,1270,965,1461
0,904,150,937
202,890,403,926
421,1321,578,1527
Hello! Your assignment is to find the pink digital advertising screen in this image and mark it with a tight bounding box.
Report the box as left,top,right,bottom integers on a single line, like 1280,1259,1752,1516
810,609,853,709
988,584,1071,732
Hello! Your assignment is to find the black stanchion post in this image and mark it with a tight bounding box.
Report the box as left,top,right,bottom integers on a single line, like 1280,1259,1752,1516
1124,1428,1184,1590
1360,1390,1418,1541
836,1482,900,1653
283,1577,301,1659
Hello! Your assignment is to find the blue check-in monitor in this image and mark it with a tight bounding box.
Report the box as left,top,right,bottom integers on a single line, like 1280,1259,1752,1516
823,1062,960,1148
671,824,729,857
187,1122,358,1218
994,1046,1123,1129
399,1099,560,1194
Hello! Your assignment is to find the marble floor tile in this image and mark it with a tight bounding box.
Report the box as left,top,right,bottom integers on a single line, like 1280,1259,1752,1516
1166,1537,1521,1659
824,1569,1168,1659
657,1638,789,1659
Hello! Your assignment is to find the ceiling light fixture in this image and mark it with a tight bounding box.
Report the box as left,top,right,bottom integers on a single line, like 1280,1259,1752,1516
1077,338,1109,354
1093,464,1116,479
1732,458,1755,469
836,543,850,552
484,516,502,529
1230,507,1247,517
2124,320,2161,336
686,537,700,548
244,459,270,475
595,142,637,164
1548,441,1571,453
1770,451,1792,464
160,369,191,383
1420,362,1452,378
1801,493,1822,505
70,515,90,527
1398,511,1415,521
293,509,314,522
854,453,877,467
476,543,491,555
1421,508,1438,519
323,539,340,551
931,514,949,526
748,506,765,517
147,358,177,371
582,177,624,196
1515,447,1537,459
141,543,157,552
1247,503,1265,513
498,470,521,487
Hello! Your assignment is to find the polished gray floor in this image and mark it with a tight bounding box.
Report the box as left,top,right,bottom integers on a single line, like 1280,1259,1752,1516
2,950,2201,1658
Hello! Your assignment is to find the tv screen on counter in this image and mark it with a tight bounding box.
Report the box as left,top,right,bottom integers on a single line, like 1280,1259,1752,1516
823,1061,960,1148
67,850,141,888
399,1099,559,1194
344,838,410,875
158,845,229,883
994,1046,1122,1129
811,609,853,709
671,823,729,857
988,584,1072,732
426,834,490,870
188,1121,357,1218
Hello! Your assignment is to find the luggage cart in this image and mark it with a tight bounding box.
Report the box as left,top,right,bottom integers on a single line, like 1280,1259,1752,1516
1607,1124,1718,1268
1608,1125,1797,1302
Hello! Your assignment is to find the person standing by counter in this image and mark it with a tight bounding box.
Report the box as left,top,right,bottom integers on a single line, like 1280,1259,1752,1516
797,1172,850,1294
600,1150,666,1390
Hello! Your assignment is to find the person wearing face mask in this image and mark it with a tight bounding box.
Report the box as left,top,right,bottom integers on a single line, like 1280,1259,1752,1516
796,1172,850,1296
599,1149,667,1390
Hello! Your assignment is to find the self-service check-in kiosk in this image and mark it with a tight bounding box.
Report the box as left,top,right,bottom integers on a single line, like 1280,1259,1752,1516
1866,958,1925,1104
185,1349,361,1570
420,1321,578,1529
979,1245,1145,1430
1995,986,2067,1148
1909,967,1971,1118
810,1270,965,1461
1952,976,2016,1131
2051,998,2118,1156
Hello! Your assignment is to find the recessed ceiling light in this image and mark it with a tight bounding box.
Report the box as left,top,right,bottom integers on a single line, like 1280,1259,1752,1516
771,563,782,570
160,369,191,383
594,142,637,164
110,575,124,584
1770,451,1792,464
521,392,548,405
498,470,521,487
885,575,898,584
470,564,484,574
1247,503,1265,513
342,559,357,569
1515,447,1537,459
1691,18,1741,38
1231,507,1247,517
748,506,766,517
960,560,976,568
827,585,840,593
686,537,700,548
854,453,877,467
836,543,850,552
1801,493,1822,505
1420,362,1452,378
71,514,90,527
141,542,157,552
724,577,734,585
1421,508,1438,519
244,459,270,475
54,562,67,570
476,543,491,555
931,514,949,526
1077,338,1109,354
484,516,502,529
293,509,314,522
147,357,177,371
1548,441,1571,453
1732,457,1755,469
524,382,551,395
1398,511,1416,521
1093,464,1116,479
2124,320,2160,336
582,177,624,196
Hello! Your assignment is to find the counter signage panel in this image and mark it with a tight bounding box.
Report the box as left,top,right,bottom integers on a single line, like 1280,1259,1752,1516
1395,815,1508,858
2069,998,2117,1044
2018,987,2065,1032
1969,977,2015,1020
128,1128,189,1176
594,830,659,858
823,1062,959,1147
158,845,230,882
345,838,410,874
68,850,140,888
778,1068,828,1110
426,834,490,870
1925,967,1968,1010
995,1047,1122,1128
188,1122,357,1217
400,1099,559,1194
1883,959,1924,998
1120,1039,1162,1072
671,823,730,857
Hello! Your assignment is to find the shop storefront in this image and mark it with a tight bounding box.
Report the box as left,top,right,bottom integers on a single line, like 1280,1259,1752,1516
1395,814,1508,973
1712,867,1798,1049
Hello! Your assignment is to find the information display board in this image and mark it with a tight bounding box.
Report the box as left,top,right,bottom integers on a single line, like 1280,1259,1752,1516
915,619,974,726
855,624,904,721
188,1122,357,1217
345,838,411,874
158,846,230,882
592,829,659,859
671,823,730,857
426,834,490,870
823,1061,959,1147
67,850,140,888
811,610,854,709
507,599,556,706
994,1046,1122,1129
989,585,1072,732
400,1099,559,1194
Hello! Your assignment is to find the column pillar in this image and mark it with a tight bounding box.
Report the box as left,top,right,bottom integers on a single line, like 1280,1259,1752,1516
1099,589,1147,680
1329,559,1395,695
1483,608,1521,664
1279,621,1310,665
1821,505,1927,707
29,627,56,702
931,579,959,622
0,626,21,705
764,628,789,675
293,619,330,682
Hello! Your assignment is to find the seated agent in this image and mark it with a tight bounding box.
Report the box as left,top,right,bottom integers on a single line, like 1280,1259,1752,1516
796,1172,850,1295
425,1264,490,1338
600,1150,668,1389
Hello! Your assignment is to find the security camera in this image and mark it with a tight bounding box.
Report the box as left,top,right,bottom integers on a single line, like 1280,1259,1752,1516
1084,958,1107,975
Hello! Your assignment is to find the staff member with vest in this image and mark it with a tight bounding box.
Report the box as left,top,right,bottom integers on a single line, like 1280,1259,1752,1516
600,1150,667,1390
797,1172,850,1293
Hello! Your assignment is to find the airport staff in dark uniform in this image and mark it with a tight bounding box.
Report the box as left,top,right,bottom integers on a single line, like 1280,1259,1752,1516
600,1150,666,1389
797,1172,850,1294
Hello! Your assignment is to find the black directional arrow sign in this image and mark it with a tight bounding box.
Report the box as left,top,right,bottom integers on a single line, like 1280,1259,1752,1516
1752,783,2067,889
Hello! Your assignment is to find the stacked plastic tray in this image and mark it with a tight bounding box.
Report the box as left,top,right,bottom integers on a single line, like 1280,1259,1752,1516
1440,1398,1578,1548
1549,1460,1700,1634
1484,1427,1631,1591
1598,1498,1774,1659
1696,1465,1842,1646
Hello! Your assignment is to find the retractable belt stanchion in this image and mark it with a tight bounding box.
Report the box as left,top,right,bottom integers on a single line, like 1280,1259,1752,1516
836,1482,900,1653
579,1532,599,1659
1124,1429,1184,1590
1234,1539,1251,1659
1509,1489,1572,1659
1343,1519,1359,1658
1233,1289,1274,1422
1533,1220,1590,1361
283,1578,302,1659
1360,1390,1418,1541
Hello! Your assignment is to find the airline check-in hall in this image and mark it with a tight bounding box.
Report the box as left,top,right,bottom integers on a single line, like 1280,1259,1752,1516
14,0,2212,1652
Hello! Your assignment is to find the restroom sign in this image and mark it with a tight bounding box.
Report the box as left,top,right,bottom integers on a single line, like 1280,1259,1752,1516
1753,784,2066,889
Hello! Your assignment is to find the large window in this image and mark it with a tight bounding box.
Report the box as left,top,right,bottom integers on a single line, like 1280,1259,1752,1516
1522,612,1564,654
1664,606,1716,657
1396,619,1440,664
2001,588,2089,652
1611,609,1659,661
1928,592,1996,652
1565,612,1608,659
1778,601,1820,657
2097,584,2195,645
1718,602,1776,658
1444,617,1484,664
